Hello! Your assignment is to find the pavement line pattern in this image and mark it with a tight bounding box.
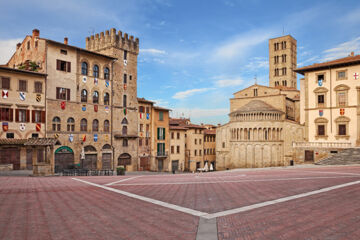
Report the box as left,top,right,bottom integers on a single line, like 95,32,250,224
296,170,360,176
112,175,358,186
104,176,141,186
202,179,360,219
196,217,218,240
72,177,208,217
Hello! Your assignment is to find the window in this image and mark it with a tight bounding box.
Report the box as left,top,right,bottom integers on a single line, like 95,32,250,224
123,139,128,147
177,132,180,139
254,89,258,96
159,111,163,121
282,67,287,76
157,127,165,140
0,108,13,121
56,87,70,100
31,133,39,138
93,91,99,104
27,41,30,50
6,133,14,139
222,142,225,148
81,62,88,75
338,124,346,135
139,106,145,113
32,110,45,123
67,118,75,131
157,143,165,156
122,126,127,135
338,92,346,107
318,95,324,105
317,74,324,84
195,139,197,144
337,70,347,80
146,107,150,113
16,109,29,123
199,139,202,144
56,59,71,72
177,146,180,154
124,50,127,60
139,138,143,146
171,132,174,139
81,89,87,102
60,49,67,55
52,117,61,131
34,82,42,93
317,125,325,136
104,92,110,105
171,146,174,154
123,74,127,84
104,120,110,132
93,65,99,78
130,75,132,80
104,67,110,80
145,138,149,146
1,77,10,89
140,124,144,132
282,54,286,63
199,150,202,156
80,118,87,131
121,118,128,124
92,119,99,132
19,80,27,91
123,95,127,107
194,150,197,156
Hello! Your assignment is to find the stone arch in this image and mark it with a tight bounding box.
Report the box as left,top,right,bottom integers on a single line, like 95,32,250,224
334,84,350,91
118,153,131,166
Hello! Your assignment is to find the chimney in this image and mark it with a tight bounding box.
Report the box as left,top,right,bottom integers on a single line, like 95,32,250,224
64,37,68,45
32,29,40,38
16,43,21,49
350,51,354,57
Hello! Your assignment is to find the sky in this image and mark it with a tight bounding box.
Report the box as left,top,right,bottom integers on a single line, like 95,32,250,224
1,0,360,124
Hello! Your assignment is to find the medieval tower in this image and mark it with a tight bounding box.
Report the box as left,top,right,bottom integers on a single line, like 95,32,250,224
269,35,297,89
86,28,139,170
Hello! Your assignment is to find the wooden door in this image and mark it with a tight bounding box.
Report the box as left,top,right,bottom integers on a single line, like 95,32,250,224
102,153,111,170
305,150,314,162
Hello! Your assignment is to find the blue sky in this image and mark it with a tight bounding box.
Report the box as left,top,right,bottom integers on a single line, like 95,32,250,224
1,0,360,124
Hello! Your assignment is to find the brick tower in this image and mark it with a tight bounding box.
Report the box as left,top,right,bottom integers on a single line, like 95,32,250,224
86,28,139,171
269,35,297,89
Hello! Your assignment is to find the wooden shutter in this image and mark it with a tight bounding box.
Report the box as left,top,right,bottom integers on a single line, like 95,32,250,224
157,128,160,140
32,110,35,123
163,128,165,140
56,60,60,70
15,109,19,122
56,87,60,99
9,108,13,122
67,62,71,72
26,110,30,122
41,111,46,123
66,89,70,100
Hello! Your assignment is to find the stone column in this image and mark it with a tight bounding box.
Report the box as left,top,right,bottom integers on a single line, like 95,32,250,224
20,147,27,170
49,146,55,174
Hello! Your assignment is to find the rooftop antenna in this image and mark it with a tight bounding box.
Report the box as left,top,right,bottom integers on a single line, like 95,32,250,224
254,75,257,85
88,27,95,36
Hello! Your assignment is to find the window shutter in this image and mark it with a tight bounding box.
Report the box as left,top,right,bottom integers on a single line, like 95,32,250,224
15,109,19,122
56,87,59,99
32,110,35,123
163,128,165,140
56,60,60,70
157,128,160,140
67,62,71,72
66,89,70,100
9,109,13,122
26,110,30,122
41,111,46,123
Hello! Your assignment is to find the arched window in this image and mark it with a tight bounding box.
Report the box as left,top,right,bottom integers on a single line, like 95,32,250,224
52,117,61,131
67,117,75,132
80,118,87,131
93,91,99,104
93,65,99,78
121,118,128,124
81,62,88,75
92,119,99,132
123,94,127,107
104,120,110,132
104,92,110,105
81,89,87,102
122,126,127,135
104,67,110,80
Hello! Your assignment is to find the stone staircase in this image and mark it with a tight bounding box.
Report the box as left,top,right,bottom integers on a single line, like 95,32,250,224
315,148,360,165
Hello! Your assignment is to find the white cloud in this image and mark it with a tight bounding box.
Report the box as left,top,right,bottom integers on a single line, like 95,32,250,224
171,108,228,119
0,38,22,64
172,88,214,100
341,7,360,24
216,77,244,87
149,98,169,107
322,37,360,61
244,57,268,71
140,48,167,55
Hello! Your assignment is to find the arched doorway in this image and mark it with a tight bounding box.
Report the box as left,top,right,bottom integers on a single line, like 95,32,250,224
102,144,112,170
55,146,74,173
82,145,97,170
118,153,131,170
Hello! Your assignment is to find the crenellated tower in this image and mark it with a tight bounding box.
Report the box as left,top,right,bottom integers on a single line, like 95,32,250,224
86,28,140,171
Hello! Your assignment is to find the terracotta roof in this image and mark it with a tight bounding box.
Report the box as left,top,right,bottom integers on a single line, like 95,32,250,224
275,86,298,91
153,106,171,111
137,98,154,104
295,54,360,74
0,66,47,76
24,138,60,146
230,100,283,115
185,124,206,129
170,118,189,125
204,129,216,135
169,126,188,130
0,139,27,145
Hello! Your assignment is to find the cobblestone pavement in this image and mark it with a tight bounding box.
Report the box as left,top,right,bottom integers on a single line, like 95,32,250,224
1,165,360,240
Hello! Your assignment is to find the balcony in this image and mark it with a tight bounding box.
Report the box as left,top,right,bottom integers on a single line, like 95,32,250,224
156,151,168,158
293,142,352,149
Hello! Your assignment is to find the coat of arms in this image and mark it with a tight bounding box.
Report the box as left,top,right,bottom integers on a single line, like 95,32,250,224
94,105,98,112
69,134,74,143
2,122,8,132
318,79,323,86
19,123,26,131
36,94,41,102
61,101,66,110
19,92,26,101
94,133,98,142
2,90,8,99
36,123,41,132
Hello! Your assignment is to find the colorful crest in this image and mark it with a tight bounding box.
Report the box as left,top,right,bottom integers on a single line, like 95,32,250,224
94,133,98,142
2,122,8,132
19,123,26,131
19,92,26,101
124,108,127,115
139,113,143,119
82,134,86,142
69,134,74,143
146,113,150,120
105,80,109,88
61,101,66,110
105,106,109,113
318,79,323,86
82,105,86,111
82,76,87,83
94,78,98,85
340,108,345,115
124,59,128,66
36,123,41,132
94,105,98,112
319,110,323,116
2,90,8,99
354,72,359,80
36,94,41,102
124,84,127,90
54,133,59,139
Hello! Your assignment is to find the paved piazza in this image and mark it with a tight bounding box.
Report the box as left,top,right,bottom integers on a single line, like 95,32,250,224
1,166,360,240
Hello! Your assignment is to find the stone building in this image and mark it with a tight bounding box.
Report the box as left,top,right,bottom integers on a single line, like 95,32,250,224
169,118,188,172
216,35,304,169
203,127,216,170
6,28,140,172
293,52,360,162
